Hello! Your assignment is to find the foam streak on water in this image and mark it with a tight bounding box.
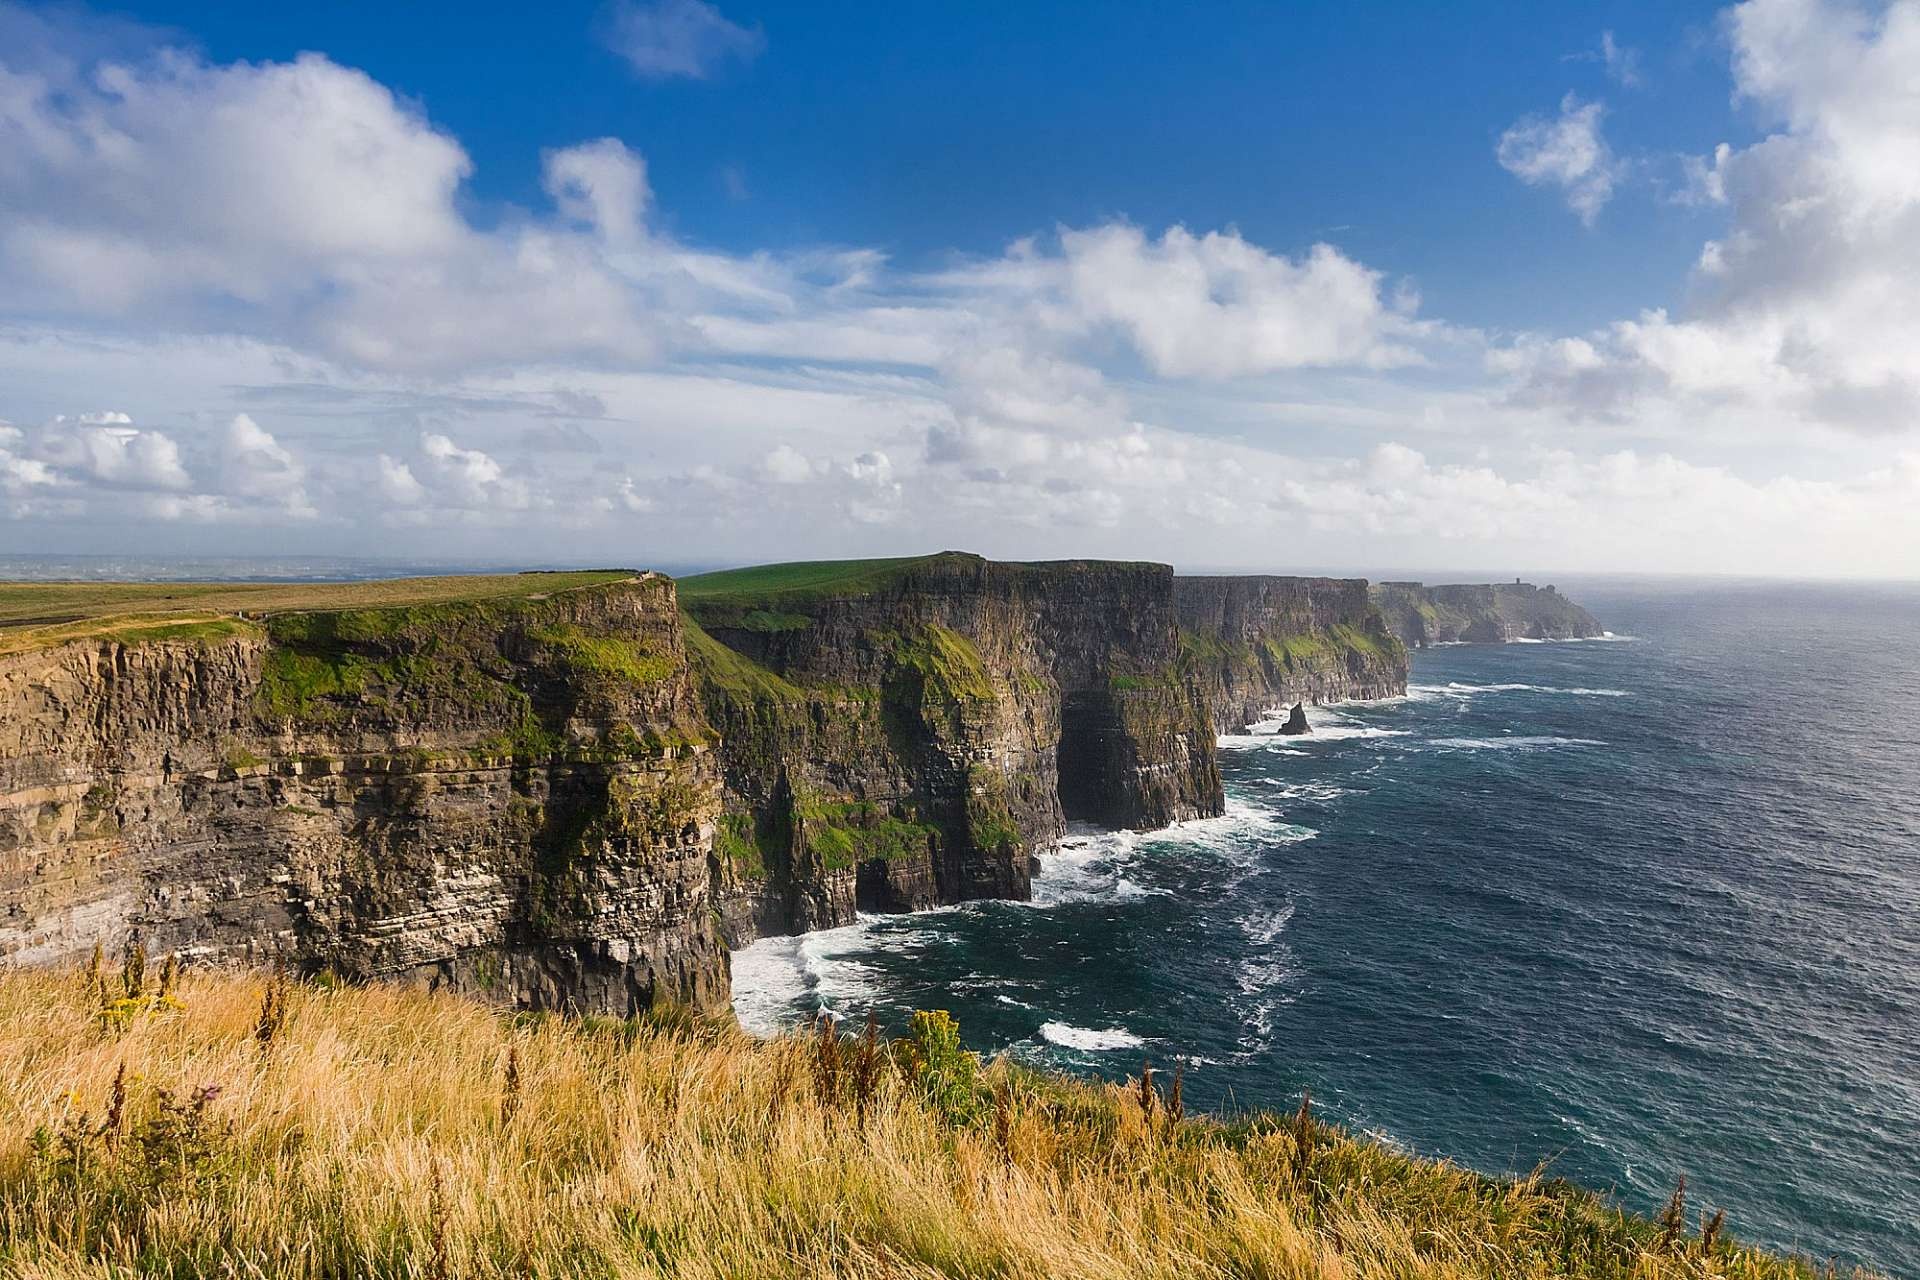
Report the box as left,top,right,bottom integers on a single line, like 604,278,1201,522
729,581,1920,1275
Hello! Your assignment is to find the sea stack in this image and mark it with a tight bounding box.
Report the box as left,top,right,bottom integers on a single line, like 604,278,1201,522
1278,702,1312,735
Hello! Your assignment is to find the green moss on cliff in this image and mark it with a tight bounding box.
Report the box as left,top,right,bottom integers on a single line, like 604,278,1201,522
531,622,677,686
885,624,997,704
681,615,808,705
714,811,776,878
963,764,1024,855
798,794,936,870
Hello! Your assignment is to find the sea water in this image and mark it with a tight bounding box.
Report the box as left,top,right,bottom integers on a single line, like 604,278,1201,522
733,579,1920,1275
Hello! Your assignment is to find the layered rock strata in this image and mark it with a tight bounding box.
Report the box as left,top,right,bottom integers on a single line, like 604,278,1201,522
684,553,1223,945
1371,581,1604,647
0,576,727,1015
1172,575,1408,733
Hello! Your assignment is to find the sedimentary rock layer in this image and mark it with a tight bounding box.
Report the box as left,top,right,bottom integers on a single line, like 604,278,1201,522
0,575,728,1016
683,553,1224,946
1173,576,1408,733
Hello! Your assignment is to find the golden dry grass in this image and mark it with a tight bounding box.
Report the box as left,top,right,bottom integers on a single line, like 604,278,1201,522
0,965,1868,1280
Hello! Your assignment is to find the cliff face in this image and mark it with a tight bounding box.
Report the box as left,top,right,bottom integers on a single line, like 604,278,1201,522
1371,581,1603,647
4,556,1438,1006
1173,576,1408,733
0,576,729,1016
683,553,1224,945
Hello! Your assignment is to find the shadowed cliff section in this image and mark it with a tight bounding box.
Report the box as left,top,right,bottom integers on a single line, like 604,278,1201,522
1371,580,1604,647
1173,576,1409,733
679,552,1224,946
0,572,729,1016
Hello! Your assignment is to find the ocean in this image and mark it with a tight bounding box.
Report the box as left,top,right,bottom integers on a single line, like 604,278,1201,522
733,579,1920,1276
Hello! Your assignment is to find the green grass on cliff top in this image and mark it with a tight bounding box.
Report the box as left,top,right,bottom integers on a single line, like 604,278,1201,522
676,555,946,602
678,551,1172,609
0,571,635,653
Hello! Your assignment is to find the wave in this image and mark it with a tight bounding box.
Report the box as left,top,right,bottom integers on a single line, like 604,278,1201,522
1237,901,1296,946
1039,1021,1145,1051
1222,704,1412,748
1429,735,1605,751
1412,681,1630,698
729,921,889,1036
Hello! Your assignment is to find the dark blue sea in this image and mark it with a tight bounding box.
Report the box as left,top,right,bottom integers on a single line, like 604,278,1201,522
734,580,1920,1276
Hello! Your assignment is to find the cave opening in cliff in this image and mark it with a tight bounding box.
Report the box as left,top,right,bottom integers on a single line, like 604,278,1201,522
1056,692,1117,825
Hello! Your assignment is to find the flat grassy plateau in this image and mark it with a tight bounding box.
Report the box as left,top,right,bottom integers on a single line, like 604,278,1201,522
0,572,635,655
0,962,1869,1279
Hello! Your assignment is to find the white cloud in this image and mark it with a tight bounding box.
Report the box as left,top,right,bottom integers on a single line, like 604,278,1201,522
377,455,427,506
598,0,765,81
221,413,313,515
1500,0,1920,434
761,443,815,483
1497,94,1621,224
417,432,531,510
35,416,191,489
935,225,1425,379
1601,31,1644,87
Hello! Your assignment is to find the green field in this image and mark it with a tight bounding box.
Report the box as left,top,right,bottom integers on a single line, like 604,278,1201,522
0,571,636,654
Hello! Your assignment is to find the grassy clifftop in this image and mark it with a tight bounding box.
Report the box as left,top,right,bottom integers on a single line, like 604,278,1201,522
0,965,1861,1280
0,571,637,655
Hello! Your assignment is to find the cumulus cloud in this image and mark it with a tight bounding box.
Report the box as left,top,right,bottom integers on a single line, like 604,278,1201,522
221,414,313,515
1499,0,1920,434
761,444,816,484
416,433,532,510
1497,94,1622,224
937,225,1425,378
598,0,765,80
35,416,191,489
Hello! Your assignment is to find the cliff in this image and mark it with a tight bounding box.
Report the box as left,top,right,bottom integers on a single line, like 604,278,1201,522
1173,576,1408,733
0,556,1234,1002
1370,580,1603,647
680,553,1224,945
0,573,729,1016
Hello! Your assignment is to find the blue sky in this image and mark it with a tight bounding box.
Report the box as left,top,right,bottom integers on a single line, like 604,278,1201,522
1,0,1917,575
117,0,1737,328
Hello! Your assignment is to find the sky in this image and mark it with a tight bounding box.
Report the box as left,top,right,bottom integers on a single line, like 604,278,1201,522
1,0,1918,578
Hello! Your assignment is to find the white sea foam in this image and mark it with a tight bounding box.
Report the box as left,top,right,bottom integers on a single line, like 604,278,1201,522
1412,681,1630,698
1221,703,1411,748
729,920,885,1036
1039,1021,1145,1051
1429,735,1605,751
1237,901,1296,946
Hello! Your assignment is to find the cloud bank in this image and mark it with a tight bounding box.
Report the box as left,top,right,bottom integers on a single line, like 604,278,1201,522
0,0,1915,577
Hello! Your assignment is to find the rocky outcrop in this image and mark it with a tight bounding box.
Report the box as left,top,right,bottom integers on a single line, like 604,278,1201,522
1278,703,1311,736
1173,576,1408,733
685,553,1224,946
0,576,729,1016
1371,581,1603,647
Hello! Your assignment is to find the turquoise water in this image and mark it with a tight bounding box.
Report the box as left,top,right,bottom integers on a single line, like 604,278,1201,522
733,581,1920,1275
